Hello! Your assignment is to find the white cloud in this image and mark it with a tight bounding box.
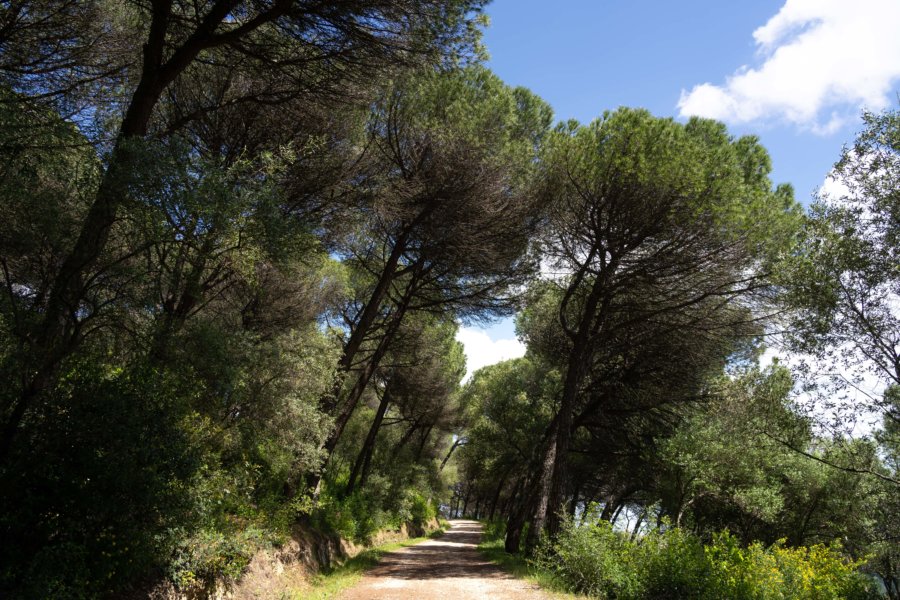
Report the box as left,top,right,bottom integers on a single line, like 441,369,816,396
818,169,851,200
455,327,526,382
677,0,900,133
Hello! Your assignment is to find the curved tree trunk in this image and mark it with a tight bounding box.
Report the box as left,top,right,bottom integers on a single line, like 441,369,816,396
524,417,559,552
345,384,393,496
2,0,289,462
488,471,509,521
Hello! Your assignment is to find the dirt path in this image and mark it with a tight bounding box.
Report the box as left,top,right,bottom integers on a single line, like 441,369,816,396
338,519,551,599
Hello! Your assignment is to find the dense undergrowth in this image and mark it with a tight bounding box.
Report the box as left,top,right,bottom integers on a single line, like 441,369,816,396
481,517,880,600
316,484,440,545
167,484,443,596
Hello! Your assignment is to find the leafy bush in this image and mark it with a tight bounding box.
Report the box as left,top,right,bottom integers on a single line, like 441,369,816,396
704,532,876,600
768,540,874,600
534,518,641,598
636,525,710,598
533,516,879,600
404,490,438,526
317,483,395,544
0,325,338,597
482,518,508,542
316,481,441,544
704,532,788,599
169,527,266,592
0,362,200,598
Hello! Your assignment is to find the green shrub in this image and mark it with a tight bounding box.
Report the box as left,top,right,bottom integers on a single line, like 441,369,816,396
768,540,875,600
0,362,200,598
169,527,267,592
406,490,438,526
315,476,444,544
704,532,785,599
316,483,394,544
482,518,507,542
532,516,880,600
534,518,641,599
704,532,877,600
636,526,710,599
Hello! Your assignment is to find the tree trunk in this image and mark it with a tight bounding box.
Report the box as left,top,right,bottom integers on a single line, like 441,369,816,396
501,477,523,522
600,488,629,522
461,485,472,517
322,309,404,458
568,481,581,520
504,473,539,554
345,385,392,496
324,237,409,413
529,250,616,541
309,283,416,495
499,485,515,519
599,497,615,521
488,472,508,521
440,437,462,471
630,508,646,541
2,1,286,461
525,416,559,552
414,424,433,462
505,490,530,554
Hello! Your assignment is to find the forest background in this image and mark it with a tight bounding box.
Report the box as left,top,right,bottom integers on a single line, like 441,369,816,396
0,1,897,599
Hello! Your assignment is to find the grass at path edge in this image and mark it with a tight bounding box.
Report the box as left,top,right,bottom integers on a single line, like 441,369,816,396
296,527,446,599
477,534,586,599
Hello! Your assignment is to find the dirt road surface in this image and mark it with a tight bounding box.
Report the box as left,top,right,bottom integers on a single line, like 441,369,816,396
338,520,552,599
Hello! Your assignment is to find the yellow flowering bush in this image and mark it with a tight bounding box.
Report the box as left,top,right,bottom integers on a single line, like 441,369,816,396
536,517,879,599
770,541,873,600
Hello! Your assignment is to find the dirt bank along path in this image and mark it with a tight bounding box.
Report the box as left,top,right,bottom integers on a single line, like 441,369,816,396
338,519,552,600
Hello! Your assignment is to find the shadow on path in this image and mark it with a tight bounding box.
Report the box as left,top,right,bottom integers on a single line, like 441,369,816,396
362,520,500,581
338,519,550,599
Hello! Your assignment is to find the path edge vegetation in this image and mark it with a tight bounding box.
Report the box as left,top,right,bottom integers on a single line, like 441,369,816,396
297,523,449,600
477,520,586,599
476,517,880,600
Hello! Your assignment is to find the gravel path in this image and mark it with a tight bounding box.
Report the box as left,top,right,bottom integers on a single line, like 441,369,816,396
338,519,552,600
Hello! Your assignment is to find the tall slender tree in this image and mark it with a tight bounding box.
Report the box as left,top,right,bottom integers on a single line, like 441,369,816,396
317,66,552,474
520,109,800,549
0,0,487,460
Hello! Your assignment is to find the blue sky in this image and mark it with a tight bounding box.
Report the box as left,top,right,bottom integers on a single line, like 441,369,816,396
457,0,900,376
